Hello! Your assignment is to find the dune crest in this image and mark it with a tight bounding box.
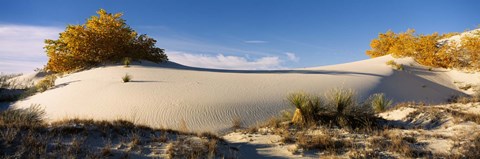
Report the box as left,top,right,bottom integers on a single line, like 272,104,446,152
13,55,477,132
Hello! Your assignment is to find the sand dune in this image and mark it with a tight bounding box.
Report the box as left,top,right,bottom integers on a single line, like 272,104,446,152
13,55,476,132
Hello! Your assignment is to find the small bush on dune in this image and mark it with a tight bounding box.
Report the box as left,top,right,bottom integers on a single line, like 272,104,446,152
231,116,242,130
124,57,131,67
35,75,57,92
0,73,22,89
367,93,393,113
0,105,45,127
122,74,132,83
386,60,404,70
0,74,30,102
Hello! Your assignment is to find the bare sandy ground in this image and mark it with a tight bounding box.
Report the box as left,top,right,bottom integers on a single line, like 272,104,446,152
12,55,478,132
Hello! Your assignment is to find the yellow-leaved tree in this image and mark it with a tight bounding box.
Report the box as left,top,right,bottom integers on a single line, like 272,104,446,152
365,28,480,70
461,32,480,69
365,30,398,58
44,9,168,73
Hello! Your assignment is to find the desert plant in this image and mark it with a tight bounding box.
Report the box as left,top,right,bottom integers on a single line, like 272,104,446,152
122,73,131,83
45,9,168,73
36,75,57,92
0,105,45,127
474,85,480,101
367,28,480,71
296,130,349,154
386,60,404,70
231,116,242,130
0,127,20,144
324,88,356,115
287,92,323,125
368,93,393,113
124,57,131,67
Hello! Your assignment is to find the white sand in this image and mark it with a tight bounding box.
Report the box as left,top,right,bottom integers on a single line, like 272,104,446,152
12,55,477,132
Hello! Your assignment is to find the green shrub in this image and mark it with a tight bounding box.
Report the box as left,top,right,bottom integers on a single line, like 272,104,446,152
324,88,357,115
122,74,131,83
286,89,379,130
368,93,393,113
35,75,57,92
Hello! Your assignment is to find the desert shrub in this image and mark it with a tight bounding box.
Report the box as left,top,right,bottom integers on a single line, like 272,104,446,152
324,88,357,115
286,89,378,130
463,133,480,158
461,31,480,69
0,73,22,89
166,138,218,159
0,105,45,127
366,28,480,71
231,116,242,129
296,130,351,154
122,74,131,83
366,30,398,57
367,93,393,113
35,75,57,92
44,9,168,73
386,60,404,70
287,92,323,125
124,57,131,67
474,86,480,101
0,74,30,102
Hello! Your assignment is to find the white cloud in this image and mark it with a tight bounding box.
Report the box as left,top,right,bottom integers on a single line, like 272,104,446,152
168,51,284,70
243,40,267,44
0,24,62,73
285,52,299,62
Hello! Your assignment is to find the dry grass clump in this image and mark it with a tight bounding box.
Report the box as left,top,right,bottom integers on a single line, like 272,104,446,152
462,133,480,158
231,116,242,130
447,109,480,125
0,73,34,102
166,137,220,159
0,105,45,127
403,107,446,129
35,74,57,92
368,130,429,158
296,130,350,155
386,60,404,70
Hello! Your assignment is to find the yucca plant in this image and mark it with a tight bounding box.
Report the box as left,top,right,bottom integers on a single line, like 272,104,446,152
287,92,323,125
325,88,356,115
368,93,393,113
122,73,132,83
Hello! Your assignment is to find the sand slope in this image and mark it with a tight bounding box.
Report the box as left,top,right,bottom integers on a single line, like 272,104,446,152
13,55,474,132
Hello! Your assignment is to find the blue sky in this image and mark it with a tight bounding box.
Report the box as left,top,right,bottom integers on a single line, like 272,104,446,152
1,0,479,73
